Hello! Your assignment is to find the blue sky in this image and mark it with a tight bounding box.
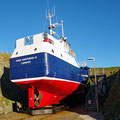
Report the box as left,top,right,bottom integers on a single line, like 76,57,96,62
0,0,120,68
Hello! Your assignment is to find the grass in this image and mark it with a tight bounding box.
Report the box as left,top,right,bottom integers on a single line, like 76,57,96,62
0,53,11,78
91,66,120,71
90,66,120,76
0,88,10,109
0,53,11,63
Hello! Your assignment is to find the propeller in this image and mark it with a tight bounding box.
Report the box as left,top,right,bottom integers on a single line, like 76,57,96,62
34,99,39,107
34,90,42,107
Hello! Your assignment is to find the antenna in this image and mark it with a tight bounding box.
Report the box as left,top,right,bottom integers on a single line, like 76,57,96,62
61,20,64,38
54,5,55,16
46,9,47,19
47,0,49,13
46,5,56,35
46,4,66,39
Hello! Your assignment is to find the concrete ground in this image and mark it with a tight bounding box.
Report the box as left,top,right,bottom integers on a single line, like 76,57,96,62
0,106,104,120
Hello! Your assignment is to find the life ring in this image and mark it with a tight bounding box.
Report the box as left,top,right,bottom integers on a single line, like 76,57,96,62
70,49,73,55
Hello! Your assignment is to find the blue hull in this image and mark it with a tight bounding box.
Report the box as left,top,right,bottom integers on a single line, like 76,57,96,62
10,52,89,84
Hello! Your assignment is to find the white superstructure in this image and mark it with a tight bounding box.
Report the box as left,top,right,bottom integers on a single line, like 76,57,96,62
11,32,79,67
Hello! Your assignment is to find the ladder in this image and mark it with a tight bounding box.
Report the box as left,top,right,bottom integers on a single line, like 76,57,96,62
86,85,96,112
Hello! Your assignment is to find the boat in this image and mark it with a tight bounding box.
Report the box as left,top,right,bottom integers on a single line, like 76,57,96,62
10,7,90,109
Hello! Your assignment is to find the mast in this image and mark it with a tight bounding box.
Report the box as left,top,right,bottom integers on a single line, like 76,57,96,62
46,6,55,35
46,6,66,41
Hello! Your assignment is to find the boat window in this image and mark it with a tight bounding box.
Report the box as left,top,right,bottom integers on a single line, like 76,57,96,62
25,36,33,46
61,54,63,57
51,49,54,53
34,48,37,51
16,52,18,55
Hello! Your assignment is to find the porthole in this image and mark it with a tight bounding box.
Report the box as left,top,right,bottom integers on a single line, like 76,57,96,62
16,52,18,55
34,48,37,51
51,49,54,53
